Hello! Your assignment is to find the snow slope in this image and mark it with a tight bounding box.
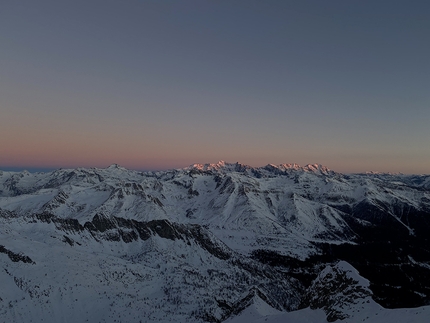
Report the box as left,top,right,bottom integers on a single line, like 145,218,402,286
1,162,430,322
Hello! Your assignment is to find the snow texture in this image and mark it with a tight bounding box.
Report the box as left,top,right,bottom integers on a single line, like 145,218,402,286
1,162,430,322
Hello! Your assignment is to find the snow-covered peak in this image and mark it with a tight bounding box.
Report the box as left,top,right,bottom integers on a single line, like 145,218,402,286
105,163,127,171
184,161,335,177
188,160,226,171
260,163,333,177
302,163,332,175
277,163,302,170
186,161,251,173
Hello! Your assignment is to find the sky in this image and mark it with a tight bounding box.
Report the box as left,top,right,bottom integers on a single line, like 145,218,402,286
1,0,429,174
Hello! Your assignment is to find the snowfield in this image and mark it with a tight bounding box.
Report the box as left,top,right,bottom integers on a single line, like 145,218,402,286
1,162,430,322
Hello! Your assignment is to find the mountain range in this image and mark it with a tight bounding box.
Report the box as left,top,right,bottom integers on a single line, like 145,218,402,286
1,161,430,322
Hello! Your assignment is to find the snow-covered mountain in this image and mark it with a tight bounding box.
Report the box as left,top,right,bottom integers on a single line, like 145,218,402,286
1,161,430,322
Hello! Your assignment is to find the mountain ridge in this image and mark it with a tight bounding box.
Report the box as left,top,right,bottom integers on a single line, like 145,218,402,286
1,162,430,322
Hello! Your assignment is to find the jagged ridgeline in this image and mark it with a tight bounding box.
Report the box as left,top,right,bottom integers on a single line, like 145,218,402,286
1,162,430,322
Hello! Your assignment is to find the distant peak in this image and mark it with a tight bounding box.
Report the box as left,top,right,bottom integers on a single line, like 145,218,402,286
185,161,334,175
216,160,226,167
303,164,332,175
187,160,250,172
106,164,126,170
261,163,333,175
265,163,301,171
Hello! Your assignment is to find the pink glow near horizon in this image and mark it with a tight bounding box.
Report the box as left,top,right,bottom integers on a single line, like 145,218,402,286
1,102,428,173
1,2,429,174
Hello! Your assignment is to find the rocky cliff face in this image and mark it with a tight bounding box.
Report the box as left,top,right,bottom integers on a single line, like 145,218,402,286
1,162,430,322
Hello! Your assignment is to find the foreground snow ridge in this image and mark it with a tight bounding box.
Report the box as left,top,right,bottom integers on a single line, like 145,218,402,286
1,162,430,322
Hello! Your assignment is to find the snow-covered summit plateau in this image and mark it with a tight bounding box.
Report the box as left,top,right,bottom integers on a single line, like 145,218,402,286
1,162,430,322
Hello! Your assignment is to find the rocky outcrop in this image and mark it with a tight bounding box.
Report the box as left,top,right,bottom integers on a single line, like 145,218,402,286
0,245,35,264
304,261,372,322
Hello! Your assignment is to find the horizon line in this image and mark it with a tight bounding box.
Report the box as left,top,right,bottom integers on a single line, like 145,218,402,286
0,162,427,176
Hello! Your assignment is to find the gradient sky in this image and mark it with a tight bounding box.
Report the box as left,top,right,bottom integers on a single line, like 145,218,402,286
1,0,429,173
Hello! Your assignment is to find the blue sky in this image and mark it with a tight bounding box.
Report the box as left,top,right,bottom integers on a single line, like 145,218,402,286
1,0,429,173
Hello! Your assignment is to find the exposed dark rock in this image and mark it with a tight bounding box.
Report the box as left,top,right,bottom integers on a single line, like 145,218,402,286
29,212,233,261
62,235,74,246
0,245,35,264
303,262,372,322
188,187,200,196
